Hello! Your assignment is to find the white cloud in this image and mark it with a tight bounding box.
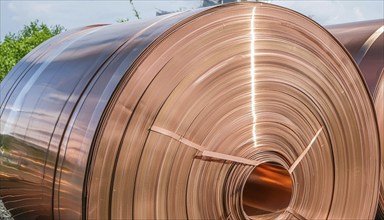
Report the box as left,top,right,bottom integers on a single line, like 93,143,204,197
353,6,365,20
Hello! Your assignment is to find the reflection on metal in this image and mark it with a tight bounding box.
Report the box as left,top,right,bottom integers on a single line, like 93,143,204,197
328,19,384,219
242,163,293,217
355,26,383,65
250,6,257,148
0,3,381,220
327,19,384,95
288,127,323,174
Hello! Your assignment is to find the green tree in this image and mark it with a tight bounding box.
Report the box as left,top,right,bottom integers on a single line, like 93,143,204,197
130,0,141,19
0,20,64,82
117,0,141,23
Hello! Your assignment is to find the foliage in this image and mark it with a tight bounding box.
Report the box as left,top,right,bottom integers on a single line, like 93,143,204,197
130,0,141,19
117,18,130,23
0,20,64,82
117,1,140,23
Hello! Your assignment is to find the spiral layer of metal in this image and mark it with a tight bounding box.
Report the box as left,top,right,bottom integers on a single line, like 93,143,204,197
328,19,384,219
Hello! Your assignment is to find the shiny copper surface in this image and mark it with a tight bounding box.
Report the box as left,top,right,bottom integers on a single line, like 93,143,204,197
328,19,384,218
0,3,380,220
327,19,383,95
376,73,384,218
242,163,292,217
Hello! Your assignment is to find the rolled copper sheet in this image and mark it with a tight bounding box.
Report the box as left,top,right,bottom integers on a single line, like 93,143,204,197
328,19,384,218
0,3,380,219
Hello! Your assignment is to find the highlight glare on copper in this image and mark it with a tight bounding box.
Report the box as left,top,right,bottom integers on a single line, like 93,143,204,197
250,6,257,148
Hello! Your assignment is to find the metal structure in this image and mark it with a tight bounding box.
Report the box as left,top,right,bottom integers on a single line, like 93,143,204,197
328,19,384,219
0,3,381,219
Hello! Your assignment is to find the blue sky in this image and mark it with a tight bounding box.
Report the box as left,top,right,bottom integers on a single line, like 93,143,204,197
1,0,383,41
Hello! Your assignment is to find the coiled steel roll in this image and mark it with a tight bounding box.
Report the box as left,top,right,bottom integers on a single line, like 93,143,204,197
0,3,380,219
328,19,384,219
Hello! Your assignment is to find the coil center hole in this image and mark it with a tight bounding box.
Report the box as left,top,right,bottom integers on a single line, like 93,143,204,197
242,162,293,217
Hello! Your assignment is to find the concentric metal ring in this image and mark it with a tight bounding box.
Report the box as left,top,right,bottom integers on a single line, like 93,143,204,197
87,3,379,219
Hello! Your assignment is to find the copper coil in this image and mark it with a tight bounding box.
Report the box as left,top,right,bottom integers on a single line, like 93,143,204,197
328,19,384,218
0,3,380,219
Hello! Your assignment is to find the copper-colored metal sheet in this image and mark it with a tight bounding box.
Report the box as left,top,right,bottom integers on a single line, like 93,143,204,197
327,19,383,95
377,73,384,218
328,19,384,218
0,3,380,219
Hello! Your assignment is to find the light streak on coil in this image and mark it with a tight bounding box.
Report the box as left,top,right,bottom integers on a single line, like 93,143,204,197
250,6,257,148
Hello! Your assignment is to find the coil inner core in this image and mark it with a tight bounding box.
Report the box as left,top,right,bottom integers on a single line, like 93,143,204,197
242,162,293,217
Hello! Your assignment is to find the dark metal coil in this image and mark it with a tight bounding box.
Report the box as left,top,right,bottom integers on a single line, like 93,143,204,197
328,19,384,219
0,3,380,219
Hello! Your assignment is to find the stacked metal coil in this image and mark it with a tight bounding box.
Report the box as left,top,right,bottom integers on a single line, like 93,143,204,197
328,19,384,219
0,3,380,219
